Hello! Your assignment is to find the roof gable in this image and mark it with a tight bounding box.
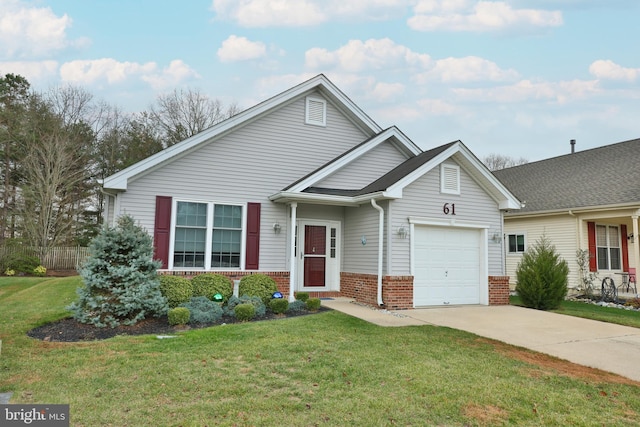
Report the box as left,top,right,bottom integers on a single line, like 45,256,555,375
273,140,522,210
102,74,383,191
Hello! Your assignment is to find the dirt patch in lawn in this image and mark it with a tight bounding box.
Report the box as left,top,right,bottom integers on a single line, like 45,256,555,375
462,403,509,426
27,307,330,342
481,338,640,386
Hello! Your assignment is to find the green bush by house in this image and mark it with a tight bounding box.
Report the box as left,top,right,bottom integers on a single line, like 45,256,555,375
516,235,569,310
239,273,278,304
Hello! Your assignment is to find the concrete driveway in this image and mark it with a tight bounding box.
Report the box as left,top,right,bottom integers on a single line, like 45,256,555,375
322,298,640,382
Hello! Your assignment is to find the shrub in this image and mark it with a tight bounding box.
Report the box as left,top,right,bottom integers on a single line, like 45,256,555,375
168,307,190,326
180,296,223,324
3,253,40,275
287,300,307,313
68,215,168,328
67,215,168,327
224,295,266,318
306,298,321,311
239,274,278,304
4,268,15,276
33,265,47,277
159,276,193,308
234,303,256,322
295,292,309,302
191,274,233,301
269,298,289,314
515,236,569,310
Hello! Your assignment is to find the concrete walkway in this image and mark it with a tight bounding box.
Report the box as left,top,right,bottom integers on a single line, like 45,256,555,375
322,298,640,382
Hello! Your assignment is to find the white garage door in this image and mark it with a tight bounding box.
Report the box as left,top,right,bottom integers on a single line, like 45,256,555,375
414,226,481,306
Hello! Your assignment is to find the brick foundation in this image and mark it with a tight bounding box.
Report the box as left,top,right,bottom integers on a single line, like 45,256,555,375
488,276,510,305
159,270,510,308
340,272,414,309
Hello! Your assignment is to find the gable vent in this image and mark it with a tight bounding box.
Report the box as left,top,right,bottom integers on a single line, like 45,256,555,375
441,164,460,194
305,96,326,127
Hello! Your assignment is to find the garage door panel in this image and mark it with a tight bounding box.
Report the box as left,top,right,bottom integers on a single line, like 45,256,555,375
414,226,482,306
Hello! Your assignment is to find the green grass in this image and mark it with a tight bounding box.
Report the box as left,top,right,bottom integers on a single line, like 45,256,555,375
510,295,640,328
2,277,640,426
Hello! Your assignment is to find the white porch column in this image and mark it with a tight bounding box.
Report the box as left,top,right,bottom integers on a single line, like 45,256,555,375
288,202,298,302
632,213,639,275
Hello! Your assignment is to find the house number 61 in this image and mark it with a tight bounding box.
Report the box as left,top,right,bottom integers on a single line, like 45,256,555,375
443,203,456,215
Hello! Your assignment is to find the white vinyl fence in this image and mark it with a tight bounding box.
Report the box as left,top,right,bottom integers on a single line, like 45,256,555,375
0,246,90,271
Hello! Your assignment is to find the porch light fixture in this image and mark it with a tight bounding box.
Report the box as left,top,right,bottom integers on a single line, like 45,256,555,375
492,232,502,243
628,233,635,243
397,226,408,239
273,222,281,234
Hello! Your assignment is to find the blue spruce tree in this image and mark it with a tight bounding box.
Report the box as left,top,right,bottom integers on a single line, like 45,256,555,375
69,215,168,327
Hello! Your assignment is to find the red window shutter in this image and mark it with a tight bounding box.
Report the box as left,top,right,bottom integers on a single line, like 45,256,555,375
245,202,261,270
154,196,172,269
587,221,597,272
621,224,629,272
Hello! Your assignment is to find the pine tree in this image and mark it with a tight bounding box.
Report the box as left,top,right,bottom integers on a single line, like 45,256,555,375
69,215,168,327
515,235,569,310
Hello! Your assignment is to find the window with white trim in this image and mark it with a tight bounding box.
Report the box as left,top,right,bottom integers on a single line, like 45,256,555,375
507,233,525,253
173,201,243,269
440,164,460,194
305,96,326,126
596,224,621,270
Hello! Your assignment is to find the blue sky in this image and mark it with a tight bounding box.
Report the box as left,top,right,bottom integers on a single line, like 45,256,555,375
1,0,639,161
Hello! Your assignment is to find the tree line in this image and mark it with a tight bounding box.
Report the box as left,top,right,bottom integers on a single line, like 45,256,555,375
0,73,240,258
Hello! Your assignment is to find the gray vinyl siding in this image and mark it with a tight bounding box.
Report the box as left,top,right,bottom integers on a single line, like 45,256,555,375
343,201,387,274
317,141,409,189
115,92,368,270
390,160,503,276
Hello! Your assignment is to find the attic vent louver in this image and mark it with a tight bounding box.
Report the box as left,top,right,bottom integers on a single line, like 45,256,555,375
441,164,460,195
305,96,326,126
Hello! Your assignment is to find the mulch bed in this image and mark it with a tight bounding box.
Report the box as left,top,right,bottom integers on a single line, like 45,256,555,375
27,307,330,342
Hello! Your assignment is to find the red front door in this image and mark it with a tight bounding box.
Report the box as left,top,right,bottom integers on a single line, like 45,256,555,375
303,225,326,287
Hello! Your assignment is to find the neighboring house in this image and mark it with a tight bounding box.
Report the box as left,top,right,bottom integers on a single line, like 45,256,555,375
493,138,640,294
102,74,521,309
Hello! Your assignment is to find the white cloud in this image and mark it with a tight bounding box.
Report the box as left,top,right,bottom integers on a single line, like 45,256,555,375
0,0,85,58
305,38,431,72
306,39,516,84
142,60,201,90
0,60,58,81
453,78,600,103
217,35,267,62
59,58,199,91
371,81,405,101
415,56,519,83
408,0,563,32
589,59,640,82
211,0,411,27
212,0,326,27
59,58,157,85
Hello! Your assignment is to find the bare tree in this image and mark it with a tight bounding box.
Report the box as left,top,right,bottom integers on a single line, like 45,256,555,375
483,153,528,171
149,88,241,146
17,96,91,257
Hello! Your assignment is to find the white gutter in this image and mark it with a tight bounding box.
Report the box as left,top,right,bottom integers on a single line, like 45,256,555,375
370,199,384,306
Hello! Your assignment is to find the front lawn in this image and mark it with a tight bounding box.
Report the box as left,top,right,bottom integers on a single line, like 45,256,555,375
1,277,639,426
510,295,640,328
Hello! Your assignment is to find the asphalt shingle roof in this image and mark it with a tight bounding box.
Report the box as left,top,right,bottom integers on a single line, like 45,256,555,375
493,138,640,213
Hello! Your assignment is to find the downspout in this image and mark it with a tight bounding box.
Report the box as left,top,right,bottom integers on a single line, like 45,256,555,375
370,199,384,307
288,202,298,303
